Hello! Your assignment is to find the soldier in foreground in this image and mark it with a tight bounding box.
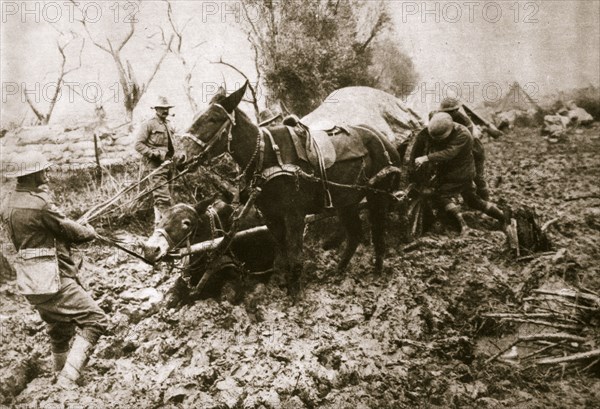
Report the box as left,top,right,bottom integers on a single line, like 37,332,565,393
2,152,107,389
413,113,507,234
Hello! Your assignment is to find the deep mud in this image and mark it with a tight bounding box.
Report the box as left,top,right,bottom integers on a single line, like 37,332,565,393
1,126,599,408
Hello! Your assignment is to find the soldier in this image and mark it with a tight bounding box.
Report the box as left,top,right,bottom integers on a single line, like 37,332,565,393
438,97,490,200
258,108,283,127
2,152,108,389
414,113,507,234
135,96,186,226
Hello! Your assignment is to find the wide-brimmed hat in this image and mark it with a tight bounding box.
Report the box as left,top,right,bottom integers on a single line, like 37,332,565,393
152,96,174,109
428,112,454,140
2,151,53,178
440,97,461,112
258,109,282,127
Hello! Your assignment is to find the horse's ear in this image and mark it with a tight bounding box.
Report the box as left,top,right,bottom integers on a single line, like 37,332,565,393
220,81,249,113
194,197,214,214
209,86,227,104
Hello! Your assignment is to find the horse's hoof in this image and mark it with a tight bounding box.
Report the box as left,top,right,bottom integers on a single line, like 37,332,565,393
286,281,303,303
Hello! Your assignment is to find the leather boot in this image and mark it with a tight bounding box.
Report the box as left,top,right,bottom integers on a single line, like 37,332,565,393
446,204,470,235
52,351,68,372
56,335,93,389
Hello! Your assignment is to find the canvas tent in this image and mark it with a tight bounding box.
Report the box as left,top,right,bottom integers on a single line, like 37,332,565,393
493,82,541,113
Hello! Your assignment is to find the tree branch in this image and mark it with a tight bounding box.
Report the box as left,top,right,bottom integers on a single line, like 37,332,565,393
211,58,259,118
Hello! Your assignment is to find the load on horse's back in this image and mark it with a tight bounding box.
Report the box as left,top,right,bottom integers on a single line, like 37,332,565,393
301,86,424,162
180,82,418,300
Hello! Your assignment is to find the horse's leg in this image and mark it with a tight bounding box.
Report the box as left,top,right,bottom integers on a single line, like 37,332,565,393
262,214,288,286
283,211,306,301
336,205,362,273
367,192,389,274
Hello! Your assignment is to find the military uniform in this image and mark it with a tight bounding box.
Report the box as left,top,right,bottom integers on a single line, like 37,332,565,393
435,102,490,200
5,182,107,368
135,115,176,218
416,118,506,232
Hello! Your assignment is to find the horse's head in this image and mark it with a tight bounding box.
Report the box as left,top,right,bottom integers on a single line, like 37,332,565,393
142,198,235,262
182,82,249,160
143,203,199,262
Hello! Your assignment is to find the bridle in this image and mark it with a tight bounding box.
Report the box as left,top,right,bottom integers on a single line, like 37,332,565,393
182,103,264,183
155,204,199,251
206,205,226,239
182,103,236,155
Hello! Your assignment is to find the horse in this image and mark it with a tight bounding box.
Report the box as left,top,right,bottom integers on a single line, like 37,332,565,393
181,82,402,299
143,197,275,306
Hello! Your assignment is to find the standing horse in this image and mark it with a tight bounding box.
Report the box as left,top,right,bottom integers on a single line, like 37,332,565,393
182,82,401,298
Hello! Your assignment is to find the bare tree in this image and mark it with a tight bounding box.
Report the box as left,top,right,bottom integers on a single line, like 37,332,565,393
211,58,260,118
25,33,84,125
70,0,173,120
160,0,206,113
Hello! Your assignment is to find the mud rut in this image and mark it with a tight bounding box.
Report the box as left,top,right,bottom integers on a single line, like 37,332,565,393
1,126,599,408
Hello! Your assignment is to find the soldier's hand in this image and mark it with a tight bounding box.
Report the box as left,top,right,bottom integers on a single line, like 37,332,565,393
174,153,187,171
415,156,429,168
173,152,187,164
151,150,166,162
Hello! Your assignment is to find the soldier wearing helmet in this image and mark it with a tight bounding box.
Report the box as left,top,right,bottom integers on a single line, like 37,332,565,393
135,96,186,226
258,108,283,127
1,152,107,388
412,113,507,234
439,97,490,200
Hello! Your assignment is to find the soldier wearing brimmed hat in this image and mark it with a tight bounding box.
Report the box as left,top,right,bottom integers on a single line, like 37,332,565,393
135,96,186,225
1,151,107,389
439,97,490,200
258,108,282,127
412,112,507,234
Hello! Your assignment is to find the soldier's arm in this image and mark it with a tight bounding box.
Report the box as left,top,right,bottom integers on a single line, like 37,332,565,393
427,131,471,163
41,202,96,244
134,122,158,159
408,131,427,170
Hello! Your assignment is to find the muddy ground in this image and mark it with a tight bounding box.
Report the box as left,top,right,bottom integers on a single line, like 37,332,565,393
1,125,599,408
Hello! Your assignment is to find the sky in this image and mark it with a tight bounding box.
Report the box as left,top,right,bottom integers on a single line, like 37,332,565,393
1,0,599,128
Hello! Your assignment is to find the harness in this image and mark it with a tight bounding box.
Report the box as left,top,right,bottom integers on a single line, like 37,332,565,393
184,103,403,202
155,204,199,253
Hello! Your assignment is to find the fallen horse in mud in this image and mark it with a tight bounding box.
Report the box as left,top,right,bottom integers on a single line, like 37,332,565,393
143,197,275,307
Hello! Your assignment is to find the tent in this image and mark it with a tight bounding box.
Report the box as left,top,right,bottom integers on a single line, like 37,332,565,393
493,82,542,113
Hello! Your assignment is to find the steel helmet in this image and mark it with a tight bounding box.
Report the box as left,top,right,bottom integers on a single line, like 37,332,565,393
2,151,52,178
258,108,282,127
428,112,454,140
440,97,461,112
